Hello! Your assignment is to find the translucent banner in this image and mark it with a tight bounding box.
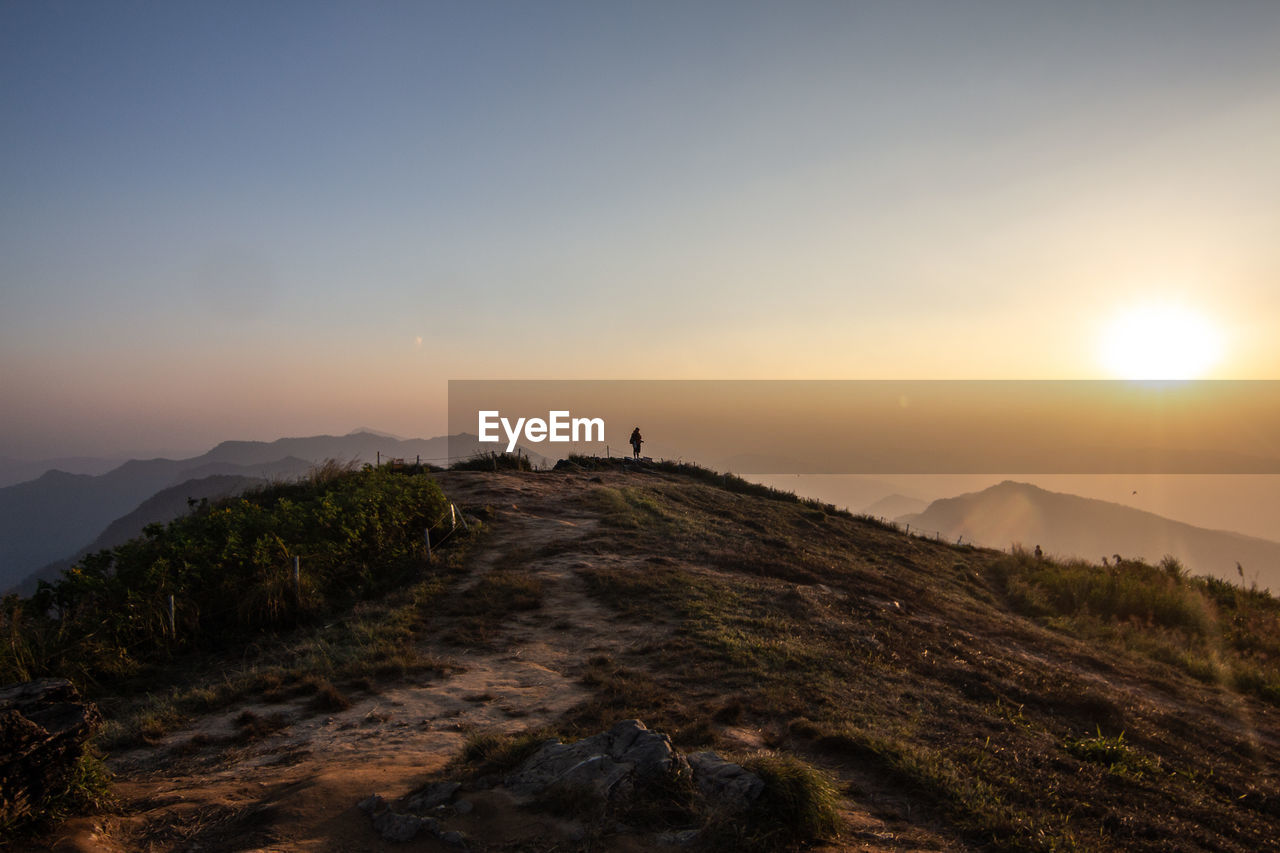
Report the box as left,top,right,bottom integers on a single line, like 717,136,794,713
447,380,1280,474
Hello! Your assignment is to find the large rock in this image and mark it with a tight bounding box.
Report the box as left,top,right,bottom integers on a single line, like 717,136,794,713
688,751,765,812
359,793,439,842
504,719,687,801
405,780,460,812
0,678,102,826
358,721,773,846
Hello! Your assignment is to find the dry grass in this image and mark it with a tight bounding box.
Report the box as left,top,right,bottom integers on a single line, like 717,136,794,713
544,465,1280,852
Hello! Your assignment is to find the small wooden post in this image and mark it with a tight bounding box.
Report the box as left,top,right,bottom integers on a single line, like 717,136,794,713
905,524,910,535
168,594,176,638
416,454,421,465
377,451,381,466
293,555,301,601
424,528,432,559
450,503,456,531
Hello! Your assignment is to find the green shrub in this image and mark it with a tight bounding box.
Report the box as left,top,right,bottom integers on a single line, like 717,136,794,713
0,465,449,686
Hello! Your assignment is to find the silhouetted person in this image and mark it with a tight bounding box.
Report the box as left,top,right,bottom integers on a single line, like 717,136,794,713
629,427,643,459
1034,544,1043,561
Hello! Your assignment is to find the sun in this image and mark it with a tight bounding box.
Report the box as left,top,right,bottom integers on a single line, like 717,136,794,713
1099,303,1223,379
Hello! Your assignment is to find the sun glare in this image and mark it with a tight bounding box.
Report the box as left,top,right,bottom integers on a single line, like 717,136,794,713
1099,303,1223,379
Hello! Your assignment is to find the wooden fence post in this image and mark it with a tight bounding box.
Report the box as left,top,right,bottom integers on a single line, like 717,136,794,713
168,594,176,638
293,555,301,602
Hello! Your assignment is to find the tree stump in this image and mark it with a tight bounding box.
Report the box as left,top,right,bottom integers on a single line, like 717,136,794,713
0,678,102,826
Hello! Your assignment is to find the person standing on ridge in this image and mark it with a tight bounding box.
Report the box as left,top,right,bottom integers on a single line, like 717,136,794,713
629,427,643,459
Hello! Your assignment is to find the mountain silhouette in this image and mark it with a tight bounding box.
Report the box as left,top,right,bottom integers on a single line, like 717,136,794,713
9,473,265,596
862,493,928,519
0,455,123,489
900,480,1280,590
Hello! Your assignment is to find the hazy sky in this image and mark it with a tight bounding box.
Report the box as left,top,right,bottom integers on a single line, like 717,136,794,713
3,1,1279,458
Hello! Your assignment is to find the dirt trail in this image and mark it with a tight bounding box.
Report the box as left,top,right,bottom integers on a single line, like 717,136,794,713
47,472,636,852
41,470,963,852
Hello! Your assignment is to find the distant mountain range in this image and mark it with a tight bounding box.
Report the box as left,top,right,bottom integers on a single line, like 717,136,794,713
900,481,1280,591
0,431,544,594
9,473,265,597
0,455,124,489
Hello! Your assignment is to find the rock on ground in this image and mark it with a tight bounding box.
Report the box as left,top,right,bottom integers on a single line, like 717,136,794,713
687,750,765,812
503,719,687,801
358,719,767,845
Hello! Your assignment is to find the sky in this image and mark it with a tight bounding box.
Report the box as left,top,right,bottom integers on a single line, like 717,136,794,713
3,1,1280,459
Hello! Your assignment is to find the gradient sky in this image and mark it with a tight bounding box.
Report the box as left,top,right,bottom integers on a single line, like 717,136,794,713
3,1,1279,458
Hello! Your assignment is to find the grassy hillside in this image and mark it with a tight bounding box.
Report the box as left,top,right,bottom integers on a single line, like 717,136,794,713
1,462,449,687
7,459,1280,851
542,461,1280,850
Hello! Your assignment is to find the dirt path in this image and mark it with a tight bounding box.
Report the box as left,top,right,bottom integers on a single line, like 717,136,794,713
41,470,965,852
47,473,637,852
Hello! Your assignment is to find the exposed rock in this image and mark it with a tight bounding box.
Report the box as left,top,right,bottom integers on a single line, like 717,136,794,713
504,719,686,802
406,779,460,811
688,751,765,812
372,809,436,842
358,721,757,846
360,792,441,842
439,829,468,846
357,793,386,815
0,678,102,826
